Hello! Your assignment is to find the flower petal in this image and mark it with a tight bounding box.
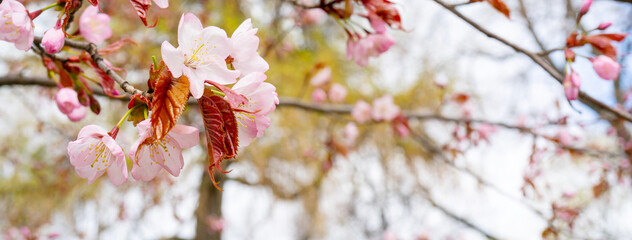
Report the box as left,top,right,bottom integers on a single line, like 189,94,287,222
161,41,185,78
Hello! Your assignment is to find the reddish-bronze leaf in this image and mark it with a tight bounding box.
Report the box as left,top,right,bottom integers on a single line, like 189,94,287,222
206,81,248,107
98,38,137,56
127,94,150,126
582,35,618,59
87,0,99,6
486,0,510,18
129,0,158,27
150,62,190,141
198,95,239,191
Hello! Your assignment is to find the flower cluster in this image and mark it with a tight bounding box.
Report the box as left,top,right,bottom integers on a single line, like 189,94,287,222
298,0,402,66
66,13,277,186
562,0,627,100
162,14,277,146
351,95,409,137
0,0,33,51
308,65,348,104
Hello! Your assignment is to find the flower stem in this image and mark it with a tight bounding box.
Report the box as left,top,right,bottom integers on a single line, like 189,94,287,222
211,89,225,97
29,3,60,19
152,56,158,67
116,105,141,129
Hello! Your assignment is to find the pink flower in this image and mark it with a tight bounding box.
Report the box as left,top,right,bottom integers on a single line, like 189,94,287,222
591,55,620,80
42,26,65,54
351,100,371,123
229,19,269,76
476,123,497,142
563,70,580,100
56,88,87,122
328,83,347,103
311,88,327,103
343,122,359,146
67,125,127,185
162,13,239,99
371,95,400,121
346,33,395,67
79,6,112,44
129,120,200,181
153,0,168,8
205,216,225,233
299,8,326,26
309,66,331,86
369,15,387,34
0,0,34,51
227,72,278,147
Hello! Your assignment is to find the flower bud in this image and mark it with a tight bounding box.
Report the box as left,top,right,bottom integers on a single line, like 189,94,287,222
42,27,65,54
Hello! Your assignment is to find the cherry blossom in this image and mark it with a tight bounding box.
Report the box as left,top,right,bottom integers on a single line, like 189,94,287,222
563,70,580,100
129,119,199,181
328,83,347,103
79,6,112,44
42,26,64,54
344,122,359,146
56,88,87,122
311,88,327,103
351,100,372,123
371,95,400,121
0,0,33,51
309,66,331,86
226,72,278,147
229,19,269,76
153,0,169,8
67,125,127,185
162,13,239,99
347,33,395,66
476,123,497,143
297,8,326,26
591,55,620,80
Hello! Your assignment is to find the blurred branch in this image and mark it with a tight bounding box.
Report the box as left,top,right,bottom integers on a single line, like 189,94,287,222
33,36,150,99
431,0,632,123
0,75,624,159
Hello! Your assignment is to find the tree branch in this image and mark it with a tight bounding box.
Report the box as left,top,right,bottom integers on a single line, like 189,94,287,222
431,0,632,123
33,36,150,99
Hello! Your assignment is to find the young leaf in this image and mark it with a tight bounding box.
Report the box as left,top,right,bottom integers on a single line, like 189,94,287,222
149,62,190,141
129,0,158,27
486,0,510,18
198,95,239,190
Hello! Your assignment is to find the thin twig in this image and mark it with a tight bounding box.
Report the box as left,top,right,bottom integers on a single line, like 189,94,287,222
430,0,632,123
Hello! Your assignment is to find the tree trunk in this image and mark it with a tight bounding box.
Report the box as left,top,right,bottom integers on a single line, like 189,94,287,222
194,171,225,240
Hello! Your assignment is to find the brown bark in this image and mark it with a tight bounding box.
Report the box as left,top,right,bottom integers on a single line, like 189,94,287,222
194,171,225,240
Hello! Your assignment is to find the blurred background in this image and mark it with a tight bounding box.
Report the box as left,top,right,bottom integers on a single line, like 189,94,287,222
1,0,632,239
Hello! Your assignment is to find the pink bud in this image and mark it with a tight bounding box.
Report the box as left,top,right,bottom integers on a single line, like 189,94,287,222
579,0,593,17
328,83,347,103
67,106,87,122
42,27,65,54
56,88,81,114
597,22,612,30
563,70,580,100
311,88,327,103
591,55,620,80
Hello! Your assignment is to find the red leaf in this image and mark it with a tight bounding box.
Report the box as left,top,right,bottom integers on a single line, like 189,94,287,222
206,81,248,107
98,38,137,56
598,33,628,42
486,0,510,18
87,0,99,6
149,61,191,141
582,35,618,59
127,94,150,126
198,95,239,191
129,0,158,27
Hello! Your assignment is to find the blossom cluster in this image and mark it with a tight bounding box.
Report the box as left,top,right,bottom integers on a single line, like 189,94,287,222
295,0,402,66
65,13,277,186
562,0,627,101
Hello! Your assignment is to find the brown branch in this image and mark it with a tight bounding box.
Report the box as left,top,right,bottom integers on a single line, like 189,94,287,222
431,0,632,123
33,36,150,99
0,75,624,159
